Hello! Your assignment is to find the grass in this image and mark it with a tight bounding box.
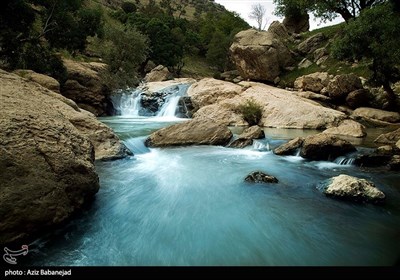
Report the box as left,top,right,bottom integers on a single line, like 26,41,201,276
180,54,216,79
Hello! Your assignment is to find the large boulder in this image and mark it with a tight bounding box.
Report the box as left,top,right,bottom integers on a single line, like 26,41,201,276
294,72,330,93
229,29,293,82
352,107,400,123
0,70,104,244
323,120,366,138
273,137,304,156
321,175,385,203
228,125,265,148
345,89,370,109
283,13,310,34
62,59,110,116
187,78,243,109
193,81,346,129
145,119,233,147
300,133,356,161
245,171,279,184
13,69,60,93
297,33,326,55
267,21,290,39
144,65,173,82
325,74,363,101
374,128,400,144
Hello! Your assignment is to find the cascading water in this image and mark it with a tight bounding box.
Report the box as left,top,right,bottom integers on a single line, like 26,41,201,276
156,84,190,117
23,106,400,266
111,84,190,118
111,89,143,116
334,156,356,166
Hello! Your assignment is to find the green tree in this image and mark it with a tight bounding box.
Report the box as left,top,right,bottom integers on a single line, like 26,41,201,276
99,25,149,90
274,0,387,22
332,2,400,108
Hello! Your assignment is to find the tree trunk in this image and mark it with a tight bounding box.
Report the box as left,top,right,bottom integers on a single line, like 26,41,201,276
382,82,397,111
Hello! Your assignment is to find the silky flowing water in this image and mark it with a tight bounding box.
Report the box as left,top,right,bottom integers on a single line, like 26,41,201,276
24,115,400,266
24,84,400,266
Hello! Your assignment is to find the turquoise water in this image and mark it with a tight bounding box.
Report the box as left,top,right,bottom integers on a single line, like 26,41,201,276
26,116,400,266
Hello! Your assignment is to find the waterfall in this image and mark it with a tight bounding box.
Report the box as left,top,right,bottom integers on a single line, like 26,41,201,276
156,84,190,117
111,84,190,118
334,156,355,166
111,89,143,116
252,140,271,151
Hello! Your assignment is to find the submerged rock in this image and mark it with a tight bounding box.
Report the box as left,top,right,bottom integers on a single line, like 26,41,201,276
300,133,356,161
321,175,385,203
228,125,265,148
145,118,233,147
273,137,304,155
0,70,102,244
245,171,279,184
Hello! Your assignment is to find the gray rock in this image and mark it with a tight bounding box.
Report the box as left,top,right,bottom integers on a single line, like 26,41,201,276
145,119,233,147
322,175,385,203
0,70,101,244
297,33,326,54
245,171,279,184
273,137,304,155
300,133,356,161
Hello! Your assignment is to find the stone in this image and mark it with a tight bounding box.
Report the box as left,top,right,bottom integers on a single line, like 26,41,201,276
13,69,60,93
300,133,356,161
228,138,253,148
354,152,391,167
298,58,313,69
389,155,400,171
230,29,293,82
267,21,290,39
323,120,366,138
294,72,330,93
145,119,233,147
245,171,279,184
325,74,363,101
187,78,242,109
346,89,370,109
273,137,304,156
62,59,109,116
227,125,264,148
240,125,265,140
374,128,400,144
396,139,400,150
352,107,400,123
293,91,332,102
194,81,346,129
322,175,385,203
0,70,103,244
297,33,326,54
313,47,328,62
144,65,173,82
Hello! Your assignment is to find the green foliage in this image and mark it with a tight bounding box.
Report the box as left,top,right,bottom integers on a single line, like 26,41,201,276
98,25,149,90
274,0,386,22
332,2,400,107
237,99,263,126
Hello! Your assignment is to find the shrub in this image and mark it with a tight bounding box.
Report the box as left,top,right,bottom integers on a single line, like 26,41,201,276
237,99,263,126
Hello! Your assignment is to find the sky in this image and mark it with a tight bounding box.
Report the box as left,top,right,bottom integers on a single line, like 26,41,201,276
214,0,344,30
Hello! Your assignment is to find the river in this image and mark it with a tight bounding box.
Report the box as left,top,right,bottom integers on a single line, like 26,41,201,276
24,85,400,266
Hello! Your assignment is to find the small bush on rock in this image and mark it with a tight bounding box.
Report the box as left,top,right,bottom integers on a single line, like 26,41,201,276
237,99,263,126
